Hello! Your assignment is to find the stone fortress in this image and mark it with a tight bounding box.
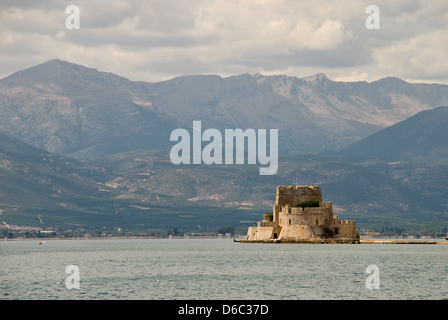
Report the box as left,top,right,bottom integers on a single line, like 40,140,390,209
244,185,359,243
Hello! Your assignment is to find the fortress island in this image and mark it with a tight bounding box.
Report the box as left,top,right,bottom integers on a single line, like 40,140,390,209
242,185,359,243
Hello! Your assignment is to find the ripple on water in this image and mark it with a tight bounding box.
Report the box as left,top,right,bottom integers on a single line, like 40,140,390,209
1,239,447,299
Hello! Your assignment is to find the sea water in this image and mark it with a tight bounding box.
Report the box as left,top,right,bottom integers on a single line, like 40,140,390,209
1,238,447,300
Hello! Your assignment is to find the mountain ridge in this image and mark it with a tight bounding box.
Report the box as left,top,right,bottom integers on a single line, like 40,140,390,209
339,105,448,164
2,60,448,159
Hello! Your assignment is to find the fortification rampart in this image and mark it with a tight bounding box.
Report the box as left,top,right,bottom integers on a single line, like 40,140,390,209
332,219,357,238
275,185,322,207
246,185,358,243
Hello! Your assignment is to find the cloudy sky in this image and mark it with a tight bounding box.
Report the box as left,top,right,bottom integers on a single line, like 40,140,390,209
1,0,447,83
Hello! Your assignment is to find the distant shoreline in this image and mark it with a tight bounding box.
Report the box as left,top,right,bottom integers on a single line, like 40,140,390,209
3,236,448,244
1,235,242,242
360,238,448,245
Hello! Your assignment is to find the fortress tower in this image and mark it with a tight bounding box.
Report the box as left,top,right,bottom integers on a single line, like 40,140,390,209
245,185,358,243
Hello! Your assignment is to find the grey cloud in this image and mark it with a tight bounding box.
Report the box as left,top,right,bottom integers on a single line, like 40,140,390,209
0,0,447,84
0,0,65,10
62,28,219,49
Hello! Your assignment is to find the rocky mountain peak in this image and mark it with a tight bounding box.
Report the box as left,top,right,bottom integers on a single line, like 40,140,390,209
301,73,329,82
1,59,132,92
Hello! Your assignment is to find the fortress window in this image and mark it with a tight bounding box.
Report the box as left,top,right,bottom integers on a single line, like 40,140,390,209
289,219,291,225
316,219,319,225
335,228,339,235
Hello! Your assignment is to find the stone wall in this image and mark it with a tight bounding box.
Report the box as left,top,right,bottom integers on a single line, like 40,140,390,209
246,226,282,240
333,220,357,238
278,206,332,227
275,185,322,207
278,225,314,240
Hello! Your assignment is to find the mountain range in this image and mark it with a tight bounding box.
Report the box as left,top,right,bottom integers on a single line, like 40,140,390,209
2,59,448,159
1,60,448,233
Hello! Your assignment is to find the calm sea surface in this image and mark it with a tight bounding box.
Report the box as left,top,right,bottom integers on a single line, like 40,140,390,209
1,238,447,300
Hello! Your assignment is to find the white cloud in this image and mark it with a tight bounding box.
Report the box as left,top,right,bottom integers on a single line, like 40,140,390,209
373,29,448,82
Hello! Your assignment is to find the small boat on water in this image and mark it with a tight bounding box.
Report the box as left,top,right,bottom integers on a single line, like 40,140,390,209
39,241,45,244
